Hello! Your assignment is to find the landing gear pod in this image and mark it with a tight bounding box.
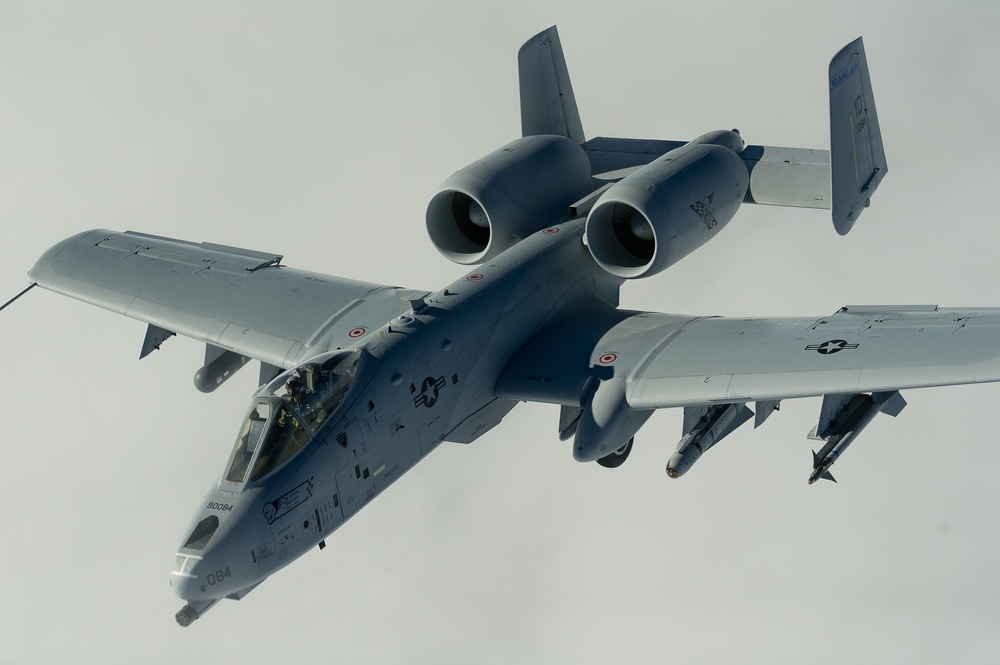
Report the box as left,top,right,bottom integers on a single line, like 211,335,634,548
573,380,652,462
596,437,633,468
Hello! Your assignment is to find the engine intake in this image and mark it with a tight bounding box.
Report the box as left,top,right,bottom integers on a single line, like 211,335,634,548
427,135,591,264
586,130,749,279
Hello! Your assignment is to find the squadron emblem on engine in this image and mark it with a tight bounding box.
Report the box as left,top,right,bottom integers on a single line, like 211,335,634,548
690,193,718,229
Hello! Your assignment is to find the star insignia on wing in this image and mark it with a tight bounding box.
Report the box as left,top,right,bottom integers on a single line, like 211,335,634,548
805,339,860,355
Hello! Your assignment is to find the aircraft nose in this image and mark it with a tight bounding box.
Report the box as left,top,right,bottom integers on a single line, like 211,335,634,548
171,501,257,601
171,539,250,601
170,552,204,600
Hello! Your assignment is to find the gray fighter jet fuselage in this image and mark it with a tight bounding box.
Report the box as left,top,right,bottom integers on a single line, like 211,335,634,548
171,219,619,623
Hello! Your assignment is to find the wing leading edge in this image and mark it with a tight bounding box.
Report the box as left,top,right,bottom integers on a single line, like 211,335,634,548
29,230,420,370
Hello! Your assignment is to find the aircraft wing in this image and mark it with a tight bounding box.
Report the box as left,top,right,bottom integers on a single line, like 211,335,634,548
29,229,420,372
496,305,1000,408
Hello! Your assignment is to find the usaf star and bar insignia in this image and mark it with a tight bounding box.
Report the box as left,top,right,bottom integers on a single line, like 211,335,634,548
805,339,860,355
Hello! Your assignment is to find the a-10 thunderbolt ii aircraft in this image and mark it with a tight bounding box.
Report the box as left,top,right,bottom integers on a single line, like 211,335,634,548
19,26,1000,626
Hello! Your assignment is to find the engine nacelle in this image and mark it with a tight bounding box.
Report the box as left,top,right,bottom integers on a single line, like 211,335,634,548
426,135,591,264
585,130,749,279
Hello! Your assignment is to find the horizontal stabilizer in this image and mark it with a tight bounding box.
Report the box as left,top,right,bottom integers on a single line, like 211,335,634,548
741,145,831,209
583,137,834,211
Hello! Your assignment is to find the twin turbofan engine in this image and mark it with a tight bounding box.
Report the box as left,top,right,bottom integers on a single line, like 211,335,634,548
426,130,750,277
586,130,749,278
426,135,592,264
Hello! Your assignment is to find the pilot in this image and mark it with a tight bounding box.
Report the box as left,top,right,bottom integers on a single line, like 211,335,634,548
284,376,305,408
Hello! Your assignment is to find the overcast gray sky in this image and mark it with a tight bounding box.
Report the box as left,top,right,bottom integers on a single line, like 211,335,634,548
3,2,1000,663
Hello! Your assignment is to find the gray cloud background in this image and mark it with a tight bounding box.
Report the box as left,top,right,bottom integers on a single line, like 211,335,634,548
3,2,1000,663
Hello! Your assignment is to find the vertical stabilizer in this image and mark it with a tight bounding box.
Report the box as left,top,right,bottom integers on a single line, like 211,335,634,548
518,26,585,144
829,37,887,235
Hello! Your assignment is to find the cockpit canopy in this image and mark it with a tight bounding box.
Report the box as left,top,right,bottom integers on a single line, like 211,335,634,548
224,350,360,484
